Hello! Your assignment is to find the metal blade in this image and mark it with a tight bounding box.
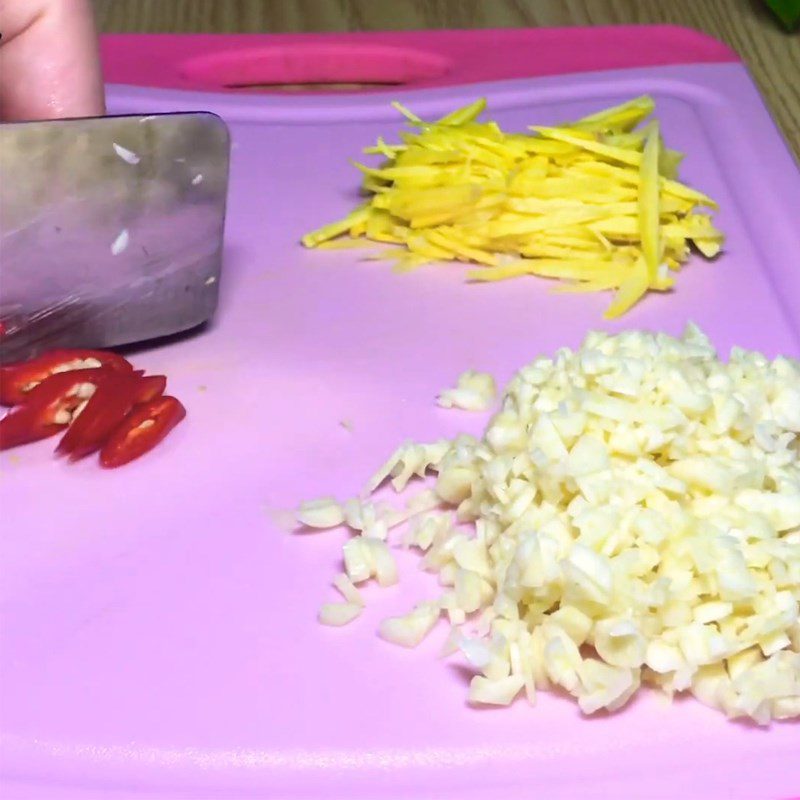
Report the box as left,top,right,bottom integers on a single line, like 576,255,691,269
0,112,230,363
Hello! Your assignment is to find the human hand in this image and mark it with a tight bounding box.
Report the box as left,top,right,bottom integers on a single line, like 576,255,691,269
0,0,105,121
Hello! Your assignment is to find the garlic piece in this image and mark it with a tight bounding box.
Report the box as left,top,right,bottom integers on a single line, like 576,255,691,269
438,370,497,412
319,602,362,627
297,497,344,529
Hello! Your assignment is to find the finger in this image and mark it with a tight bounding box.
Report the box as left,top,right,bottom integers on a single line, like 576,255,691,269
0,0,105,121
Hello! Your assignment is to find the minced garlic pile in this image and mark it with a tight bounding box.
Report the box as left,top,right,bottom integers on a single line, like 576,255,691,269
297,325,800,723
302,96,724,318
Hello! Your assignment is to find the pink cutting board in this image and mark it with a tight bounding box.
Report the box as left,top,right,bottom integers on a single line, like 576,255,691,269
2,28,800,800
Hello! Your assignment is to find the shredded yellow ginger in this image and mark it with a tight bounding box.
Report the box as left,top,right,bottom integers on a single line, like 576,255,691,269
302,96,724,318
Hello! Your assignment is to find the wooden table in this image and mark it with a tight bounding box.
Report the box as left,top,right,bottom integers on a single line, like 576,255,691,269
94,0,799,160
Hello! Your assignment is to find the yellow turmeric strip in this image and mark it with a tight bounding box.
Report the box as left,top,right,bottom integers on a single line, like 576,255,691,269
426,228,498,266
519,244,605,260
366,210,399,239
569,95,655,133
391,101,423,124
363,137,405,158
604,254,650,319
392,253,436,273
691,238,723,258
406,233,456,261
437,98,487,126
531,126,643,167
316,237,376,250
518,139,581,156
552,276,624,294
302,206,370,248
361,178,392,195
467,259,621,283
395,149,463,168
408,209,477,228
350,218,368,237
665,223,723,240
592,229,613,251
388,184,482,217
484,207,617,238
509,198,640,216
651,270,676,291
659,177,719,210
603,132,645,150
572,161,718,209
588,217,642,237
354,162,461,182
639,121,661,283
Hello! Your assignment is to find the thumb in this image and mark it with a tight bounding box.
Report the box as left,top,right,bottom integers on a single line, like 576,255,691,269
0,0,105,121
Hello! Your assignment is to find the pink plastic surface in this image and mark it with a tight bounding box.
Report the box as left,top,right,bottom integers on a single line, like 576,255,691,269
2,58,800,799
100,26,738,93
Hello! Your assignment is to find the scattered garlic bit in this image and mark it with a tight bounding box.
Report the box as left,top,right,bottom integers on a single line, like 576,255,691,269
112,142,140,164
333,573,364,606
302,96,723,318
378,602,441,648
469,674,527,706
319,602,362,627
401,511,453,551
342,537,399,586
342,537,373,583
299,325,800,723
438,370,497,412
297,497,345,529
366,538,399,586
365,439,451,493
110,228,129,256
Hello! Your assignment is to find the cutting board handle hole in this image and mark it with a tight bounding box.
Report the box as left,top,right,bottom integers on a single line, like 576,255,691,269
179,44,451,93
224,81,402,92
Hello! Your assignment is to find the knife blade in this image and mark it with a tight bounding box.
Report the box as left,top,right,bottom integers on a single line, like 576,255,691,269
0,112,230,363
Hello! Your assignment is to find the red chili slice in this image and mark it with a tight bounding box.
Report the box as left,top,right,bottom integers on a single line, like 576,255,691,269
135,375,167,404
0,349,133,406
0,368,117,450
100,396,186,468
56,371,144,460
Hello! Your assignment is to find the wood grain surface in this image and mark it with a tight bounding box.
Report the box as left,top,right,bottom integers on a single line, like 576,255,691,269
93,0,799,160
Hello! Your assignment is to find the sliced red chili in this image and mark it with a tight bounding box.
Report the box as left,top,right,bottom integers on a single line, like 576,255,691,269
134,375,167,404
56,372,144,460
0,349,133,406
0,368,117,450
100,396,186,468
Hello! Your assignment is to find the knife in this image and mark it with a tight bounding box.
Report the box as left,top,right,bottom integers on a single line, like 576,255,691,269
0,112,230,363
